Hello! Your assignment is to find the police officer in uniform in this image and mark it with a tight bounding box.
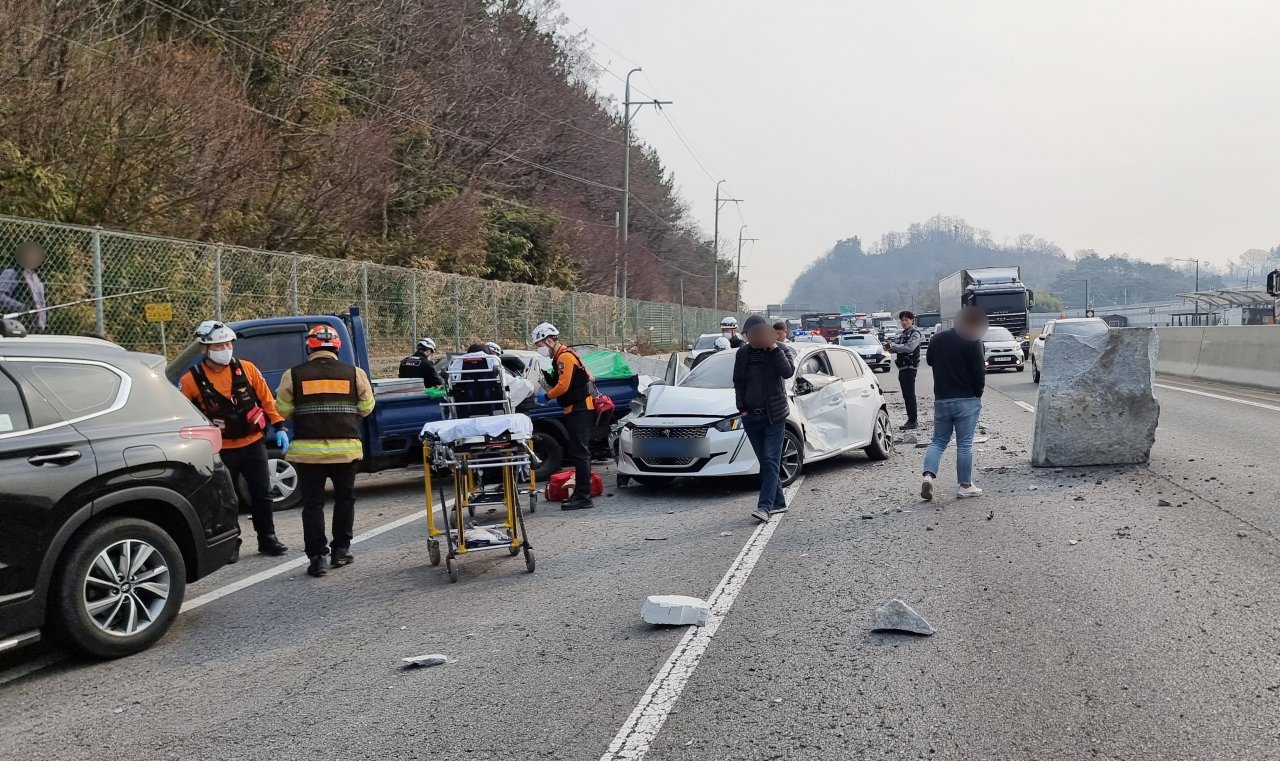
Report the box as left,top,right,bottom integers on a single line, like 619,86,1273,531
532,322,595,510
398,337,443,388
275,325,375,577
178,320,289,561
885,310,923,430
720,316,746,347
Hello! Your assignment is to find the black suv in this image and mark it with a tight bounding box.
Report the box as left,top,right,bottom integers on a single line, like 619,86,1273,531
0,327,239,658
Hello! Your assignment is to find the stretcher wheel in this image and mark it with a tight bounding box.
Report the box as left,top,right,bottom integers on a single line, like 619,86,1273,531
508,544,520,556
524,547,535,573
528,493,537,514
468,502,476,517
428,540,441,566
446,556,458,583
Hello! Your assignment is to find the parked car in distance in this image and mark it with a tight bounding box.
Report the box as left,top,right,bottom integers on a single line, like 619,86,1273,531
1030,317,1109,383
684,333,724,368
981,326,1026,372
616,343,893,488
839,333,892,373
790,332,831,345
1,329,240,659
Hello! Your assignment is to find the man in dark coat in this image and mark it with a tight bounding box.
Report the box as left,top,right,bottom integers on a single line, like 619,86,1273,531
733,314,796,522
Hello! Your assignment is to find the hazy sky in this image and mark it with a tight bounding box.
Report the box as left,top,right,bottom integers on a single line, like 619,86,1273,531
556,0,1280,306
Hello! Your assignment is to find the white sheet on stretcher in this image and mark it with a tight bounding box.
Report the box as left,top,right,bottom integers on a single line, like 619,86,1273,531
420,413,533,443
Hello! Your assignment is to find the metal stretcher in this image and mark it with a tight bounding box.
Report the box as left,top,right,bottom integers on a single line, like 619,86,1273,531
418,353,539,582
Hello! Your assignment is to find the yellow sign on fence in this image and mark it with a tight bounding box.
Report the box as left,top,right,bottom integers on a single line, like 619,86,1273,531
144,302,173,323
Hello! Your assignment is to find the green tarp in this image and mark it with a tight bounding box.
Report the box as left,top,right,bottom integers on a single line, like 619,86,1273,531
582,350,633,380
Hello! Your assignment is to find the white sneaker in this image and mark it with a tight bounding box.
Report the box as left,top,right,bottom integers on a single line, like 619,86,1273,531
920,475,934,501
956,484,983,498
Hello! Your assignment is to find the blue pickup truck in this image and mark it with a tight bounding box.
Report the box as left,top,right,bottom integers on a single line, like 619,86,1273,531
165,307,640,510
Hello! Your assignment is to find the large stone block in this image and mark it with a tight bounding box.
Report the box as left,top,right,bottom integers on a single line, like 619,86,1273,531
1031,327,1160,467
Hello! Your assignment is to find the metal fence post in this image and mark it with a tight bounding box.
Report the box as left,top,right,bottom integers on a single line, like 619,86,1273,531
214,246,222,321
525,287,531,348
361,262,370,318
493,288,500,342
680,280,686,350
453,280,461,351
410,270,417,340
290,253,299,316
91,228,104,334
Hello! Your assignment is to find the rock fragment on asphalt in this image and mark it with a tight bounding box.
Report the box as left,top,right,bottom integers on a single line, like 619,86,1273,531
1238,531,1248,538
861,513,874,520
642,595,709,626
1157,499,1172,507
1068,539,1080,545
402,654,448,668
871,599,936,636
719,531,733,537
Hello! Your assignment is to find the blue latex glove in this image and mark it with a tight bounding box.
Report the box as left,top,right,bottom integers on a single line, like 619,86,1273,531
275,430,290,454
536,393,548,405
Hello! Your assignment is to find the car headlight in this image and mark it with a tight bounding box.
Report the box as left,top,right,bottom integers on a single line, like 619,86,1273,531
714,414,744,432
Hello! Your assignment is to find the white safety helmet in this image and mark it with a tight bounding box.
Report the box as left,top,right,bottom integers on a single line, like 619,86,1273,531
720,316,738,330
416,337,436,354
484,341,503,355
194,320,236,344
531,322,559,344
713,336,731,350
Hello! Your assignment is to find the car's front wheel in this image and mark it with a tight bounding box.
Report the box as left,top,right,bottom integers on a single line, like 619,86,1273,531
49,517,187,659
779,429,804,486
864,408,893,461
1031,357,1040,383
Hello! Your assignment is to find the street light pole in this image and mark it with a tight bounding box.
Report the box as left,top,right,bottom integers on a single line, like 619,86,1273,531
1176,258,1201,322
713,180,742,312
735,225,757,312
621,67,670,306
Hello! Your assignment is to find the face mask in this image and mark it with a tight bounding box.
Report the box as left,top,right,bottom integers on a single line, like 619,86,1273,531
207,348,233,365
536,346,551,358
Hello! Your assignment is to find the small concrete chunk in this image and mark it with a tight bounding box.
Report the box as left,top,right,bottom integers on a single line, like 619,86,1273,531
642,595,709,626
1157,499,1172,507
402,654,448,668
871,599,935,636
1032,328,1160,467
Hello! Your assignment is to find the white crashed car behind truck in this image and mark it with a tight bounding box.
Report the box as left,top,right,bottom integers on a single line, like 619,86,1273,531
617,343,893,487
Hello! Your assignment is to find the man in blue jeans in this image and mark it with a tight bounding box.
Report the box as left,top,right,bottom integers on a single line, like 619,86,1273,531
921,306,989,500
733,315,796,522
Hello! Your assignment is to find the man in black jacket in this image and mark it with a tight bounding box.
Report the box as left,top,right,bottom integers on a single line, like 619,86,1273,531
921,306,988,501
733,314,796,522
885,310,923,429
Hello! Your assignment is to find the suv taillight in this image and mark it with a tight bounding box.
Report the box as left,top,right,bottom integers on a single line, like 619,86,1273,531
180,425,223,454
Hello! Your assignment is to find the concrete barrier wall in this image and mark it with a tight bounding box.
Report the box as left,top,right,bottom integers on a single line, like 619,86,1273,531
1155,326,1280,391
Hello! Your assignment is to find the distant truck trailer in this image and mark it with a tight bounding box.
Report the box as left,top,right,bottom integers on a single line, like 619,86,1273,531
939,267,1035,337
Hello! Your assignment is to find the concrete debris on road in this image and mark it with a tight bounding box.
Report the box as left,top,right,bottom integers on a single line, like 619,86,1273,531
915,442,929,448
1028,485,1039,490
899,433,918,444
401,654,448,668
1238,531,1248,538
973,435,989,444
719,531,734,537
871,599,936,636
861,513,874,520
1031,328,1160,467
642,595,710,626
1158,499,1172,507
986,510,994,520
1068,539,1080,545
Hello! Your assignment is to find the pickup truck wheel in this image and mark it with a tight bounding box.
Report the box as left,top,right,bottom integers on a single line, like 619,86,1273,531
530,431,563,481
49,518,187,658
235,452,302,512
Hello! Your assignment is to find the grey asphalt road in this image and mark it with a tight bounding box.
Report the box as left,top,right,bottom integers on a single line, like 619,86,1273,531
3,369,1279,760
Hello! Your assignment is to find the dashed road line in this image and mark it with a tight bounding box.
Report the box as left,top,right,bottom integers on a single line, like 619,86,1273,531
601,476,804,761
1014,400,1035,413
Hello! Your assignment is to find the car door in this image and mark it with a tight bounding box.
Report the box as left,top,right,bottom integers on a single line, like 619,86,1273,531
0,361,97,622
827,347,878,445
791,351,849,456
1033,322,1052,365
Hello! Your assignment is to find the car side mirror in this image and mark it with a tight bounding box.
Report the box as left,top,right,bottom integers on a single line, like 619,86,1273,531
687,344,693,350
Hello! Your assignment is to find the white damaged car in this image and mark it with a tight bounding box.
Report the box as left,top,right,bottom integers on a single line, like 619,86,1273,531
617,343,893,487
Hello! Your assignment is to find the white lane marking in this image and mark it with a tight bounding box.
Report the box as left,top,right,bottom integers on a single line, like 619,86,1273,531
0,502,446,687
183,505,437,612
0,652,65,688
601,477,804,761
1015,401,1035,413
1154,383,1280,413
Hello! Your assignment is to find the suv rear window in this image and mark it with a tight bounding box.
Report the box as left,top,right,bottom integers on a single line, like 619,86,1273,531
21,362,123,419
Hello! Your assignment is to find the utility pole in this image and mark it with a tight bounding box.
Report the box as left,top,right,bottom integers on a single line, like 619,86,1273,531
1176,258,1201,322
713,180,743,312
621,67,670,306
735,225,757,312
612,211,620,298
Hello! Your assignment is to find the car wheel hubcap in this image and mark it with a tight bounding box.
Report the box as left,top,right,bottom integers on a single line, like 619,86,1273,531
268,459,298,502
780,436,800,481
877,412,892,451
83,539,170,637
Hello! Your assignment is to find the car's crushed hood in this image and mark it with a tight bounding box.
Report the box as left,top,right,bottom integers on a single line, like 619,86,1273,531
642,385,737,420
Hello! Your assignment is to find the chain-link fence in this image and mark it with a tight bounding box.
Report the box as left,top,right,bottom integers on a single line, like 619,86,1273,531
0,214,747,373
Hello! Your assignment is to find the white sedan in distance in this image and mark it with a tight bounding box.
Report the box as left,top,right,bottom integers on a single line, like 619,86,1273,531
1030,317,1109,383
981,326,1026,372
617,343,893,487
684,333,724,367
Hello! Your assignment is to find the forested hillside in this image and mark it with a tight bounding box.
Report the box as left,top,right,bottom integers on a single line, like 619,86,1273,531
786,215,1247,314
0,0,733,306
